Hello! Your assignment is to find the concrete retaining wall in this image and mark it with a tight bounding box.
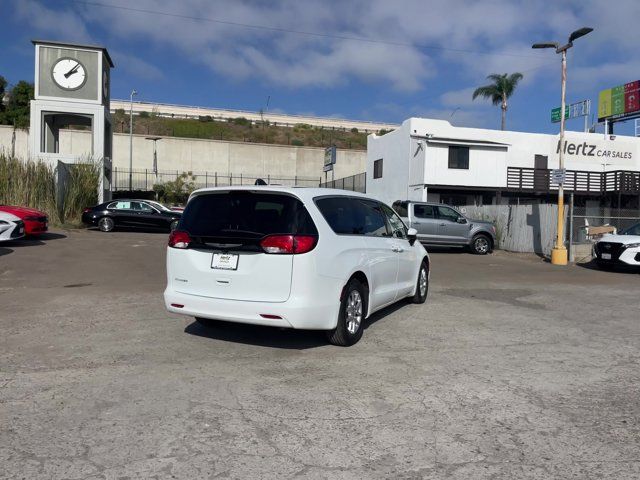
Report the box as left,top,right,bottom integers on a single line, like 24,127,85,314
0,125,366,179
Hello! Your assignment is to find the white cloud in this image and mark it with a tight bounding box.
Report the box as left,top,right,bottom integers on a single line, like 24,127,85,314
10,0,640,96
110,50,164,81
440,88,479,108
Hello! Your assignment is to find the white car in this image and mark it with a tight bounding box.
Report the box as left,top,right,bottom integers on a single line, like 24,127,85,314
594,222,640,269
164,187,430,346
0,211,25,242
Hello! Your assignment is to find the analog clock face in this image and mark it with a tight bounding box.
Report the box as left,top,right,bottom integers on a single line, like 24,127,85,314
51,58,87,90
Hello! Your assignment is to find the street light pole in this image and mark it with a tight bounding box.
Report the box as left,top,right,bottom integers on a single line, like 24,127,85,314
532,27,593,266
129,89,138,191
555,47,567,265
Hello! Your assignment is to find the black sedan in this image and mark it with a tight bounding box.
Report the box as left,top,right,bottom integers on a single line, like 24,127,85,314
82,199,182,232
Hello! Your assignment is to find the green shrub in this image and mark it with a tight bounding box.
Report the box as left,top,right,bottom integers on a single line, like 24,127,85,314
153,172,196,205
291,139,304,146
138,111,150,118
232,117,251,126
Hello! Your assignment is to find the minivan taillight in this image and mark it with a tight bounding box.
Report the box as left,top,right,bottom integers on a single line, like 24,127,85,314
260,235,317,254
168,230,191,249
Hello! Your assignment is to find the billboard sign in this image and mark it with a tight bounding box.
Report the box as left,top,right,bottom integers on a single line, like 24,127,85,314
323,146,336,172
551,100,590,123
598,81,640,121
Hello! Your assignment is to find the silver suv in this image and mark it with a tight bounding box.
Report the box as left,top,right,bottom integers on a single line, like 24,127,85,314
392,201,496,255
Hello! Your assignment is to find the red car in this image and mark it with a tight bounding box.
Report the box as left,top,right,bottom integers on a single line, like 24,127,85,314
0,205,49,235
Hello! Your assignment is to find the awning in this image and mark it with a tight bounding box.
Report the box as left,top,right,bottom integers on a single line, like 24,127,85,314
412,135,510,149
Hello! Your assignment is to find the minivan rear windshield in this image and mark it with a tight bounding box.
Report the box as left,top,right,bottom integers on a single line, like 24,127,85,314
180,191,317,239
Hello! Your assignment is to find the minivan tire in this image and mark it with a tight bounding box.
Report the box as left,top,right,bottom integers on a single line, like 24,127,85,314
411,261,429,304
471,234,491,255
327,278,367,346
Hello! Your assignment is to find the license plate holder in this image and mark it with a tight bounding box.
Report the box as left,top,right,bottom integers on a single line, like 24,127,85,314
211,253,239,270
601,253,612,260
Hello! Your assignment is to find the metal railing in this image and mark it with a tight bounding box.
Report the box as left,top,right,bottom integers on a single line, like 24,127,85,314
507,167,640,194
319,172,366,193
112,167,322,191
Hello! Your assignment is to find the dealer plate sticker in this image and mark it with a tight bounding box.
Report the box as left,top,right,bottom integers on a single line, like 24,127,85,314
211,253,239,270
601,253,611,260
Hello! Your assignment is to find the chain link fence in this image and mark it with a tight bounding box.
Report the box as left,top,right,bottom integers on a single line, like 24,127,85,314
112,167,322,191
570,206,640,244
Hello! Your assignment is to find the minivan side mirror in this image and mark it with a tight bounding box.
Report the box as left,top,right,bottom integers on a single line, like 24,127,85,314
407,227,418,245
457,217,467,224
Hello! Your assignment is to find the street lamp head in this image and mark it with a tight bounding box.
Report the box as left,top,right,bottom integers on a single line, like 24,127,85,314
532,42,558,49
131,89,138,97
568,27,593,43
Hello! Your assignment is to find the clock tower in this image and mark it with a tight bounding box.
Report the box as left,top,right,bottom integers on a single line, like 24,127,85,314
29,40,114,202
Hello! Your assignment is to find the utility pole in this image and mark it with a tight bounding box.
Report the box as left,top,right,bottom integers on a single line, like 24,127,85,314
129,89,138,191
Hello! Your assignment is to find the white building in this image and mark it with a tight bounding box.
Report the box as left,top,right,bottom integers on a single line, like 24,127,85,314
367,118,640,208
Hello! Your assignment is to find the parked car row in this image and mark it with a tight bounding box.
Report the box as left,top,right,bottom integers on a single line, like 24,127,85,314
0,205,49,243
82,199,182,233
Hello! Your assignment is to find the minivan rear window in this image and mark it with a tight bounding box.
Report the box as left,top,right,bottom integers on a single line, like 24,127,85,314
180,191,317,239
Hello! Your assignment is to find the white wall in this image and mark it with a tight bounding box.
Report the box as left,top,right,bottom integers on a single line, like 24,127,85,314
0,125,366,181
366,123,412,205
0,127,29,158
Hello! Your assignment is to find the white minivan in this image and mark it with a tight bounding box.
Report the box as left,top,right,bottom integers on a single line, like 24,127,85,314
164,187,430,346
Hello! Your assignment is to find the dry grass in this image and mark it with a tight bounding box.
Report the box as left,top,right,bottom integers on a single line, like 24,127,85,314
0,153,99,226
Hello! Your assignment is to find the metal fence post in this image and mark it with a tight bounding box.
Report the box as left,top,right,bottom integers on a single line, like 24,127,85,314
145,169,148,191
215,172,218,187
568,192,574,262
205,172,208,188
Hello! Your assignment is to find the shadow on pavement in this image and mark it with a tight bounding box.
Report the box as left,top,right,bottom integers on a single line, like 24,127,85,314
184,320,328,350
86,227,170,235
7,232,67,248
577,259,640,274
424,245,469,254
0,247,13,257
184,298,409,349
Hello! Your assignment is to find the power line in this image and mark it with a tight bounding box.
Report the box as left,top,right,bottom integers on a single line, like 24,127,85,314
68,0,546,60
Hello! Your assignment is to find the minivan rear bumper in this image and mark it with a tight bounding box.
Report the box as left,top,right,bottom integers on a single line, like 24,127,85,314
164,286,341,330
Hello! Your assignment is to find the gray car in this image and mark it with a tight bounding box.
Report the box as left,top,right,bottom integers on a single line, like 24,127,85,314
392,201,496,255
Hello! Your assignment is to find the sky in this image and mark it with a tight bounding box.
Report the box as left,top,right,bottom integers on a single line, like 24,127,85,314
1,0,639,136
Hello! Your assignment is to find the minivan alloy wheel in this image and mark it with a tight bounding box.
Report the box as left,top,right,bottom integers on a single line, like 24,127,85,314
419,268,427,297
345,290,363,334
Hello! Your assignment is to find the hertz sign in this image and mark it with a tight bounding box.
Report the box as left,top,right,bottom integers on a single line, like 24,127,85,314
598,81,640,121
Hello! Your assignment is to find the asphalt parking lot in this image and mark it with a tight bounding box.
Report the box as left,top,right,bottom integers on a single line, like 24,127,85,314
1,230,639,479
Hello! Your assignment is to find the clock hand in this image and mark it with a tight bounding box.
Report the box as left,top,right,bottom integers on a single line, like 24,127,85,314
64,63,80,79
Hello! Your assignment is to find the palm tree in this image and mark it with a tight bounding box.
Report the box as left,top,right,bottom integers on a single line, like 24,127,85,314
472,73,523,130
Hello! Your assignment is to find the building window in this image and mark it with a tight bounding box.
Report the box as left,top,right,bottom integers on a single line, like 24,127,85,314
373,159,383,179
448,146,469,169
